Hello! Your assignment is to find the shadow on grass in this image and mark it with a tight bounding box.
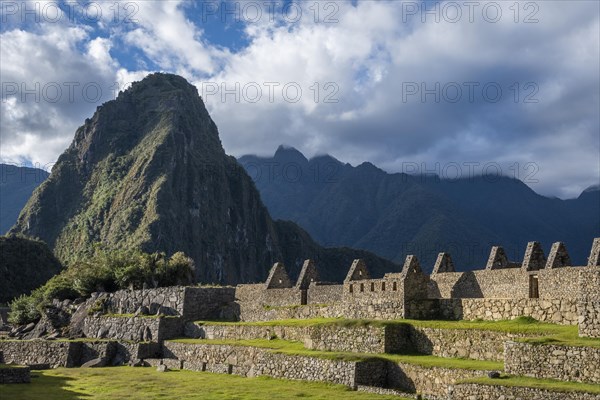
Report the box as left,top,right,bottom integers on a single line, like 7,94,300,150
0,371,90,400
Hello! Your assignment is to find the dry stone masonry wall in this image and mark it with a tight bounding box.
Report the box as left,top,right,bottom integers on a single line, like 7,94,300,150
162,342,377,388
579,267,600,338
83,316,182,342
104,286,236,321
450,383,600,400
505,341,600,384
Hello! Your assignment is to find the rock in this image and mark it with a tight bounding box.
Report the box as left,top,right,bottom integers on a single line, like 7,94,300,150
488,371,501,379
156,364,168,372
111,355,125,366
22,323,36,333
81,358,104,368
45,332,60,340
130,359,144,367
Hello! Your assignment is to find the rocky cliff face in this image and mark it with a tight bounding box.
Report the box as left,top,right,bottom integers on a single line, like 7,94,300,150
11,74,397,284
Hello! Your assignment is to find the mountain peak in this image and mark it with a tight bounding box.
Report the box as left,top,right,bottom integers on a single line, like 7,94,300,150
274,145,308,164
70,73,222,170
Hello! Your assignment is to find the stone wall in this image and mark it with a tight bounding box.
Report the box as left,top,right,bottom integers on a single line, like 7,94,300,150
386,361,492,398
579,267,600,338
183,287,237,321
237,300,411,322
183,323,308,342
408,327,529,362
0,365,30,384
183,323,408,354
306,324,407,354
103,286,236,321
162,342,383,388
0,340,159,368
183,321,535,362
0,340,80,368
538,267,582,299
440,298,579,325
429,269,529,299
505,341,600,384
82,316,182,342
343,278,404,304
306,283,343,305
79,341,117,366
234,284,303,317
450,383,600,399
105,287,187,316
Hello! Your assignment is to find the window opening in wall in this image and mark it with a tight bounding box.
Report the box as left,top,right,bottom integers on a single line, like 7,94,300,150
392,282,397,291
370,282,375,291
529,274,539,298
349,284,353,293
360,283,364,292
382,282,386,291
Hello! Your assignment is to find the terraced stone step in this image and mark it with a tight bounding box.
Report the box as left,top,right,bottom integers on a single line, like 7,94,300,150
505,341,600,384
451,380,600,400
188,318,566,362
162,339,499,398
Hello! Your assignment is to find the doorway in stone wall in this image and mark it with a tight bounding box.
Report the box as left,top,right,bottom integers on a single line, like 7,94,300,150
529,274,539,298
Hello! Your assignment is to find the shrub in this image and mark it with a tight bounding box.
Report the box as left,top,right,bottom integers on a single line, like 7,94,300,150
8,248,195,325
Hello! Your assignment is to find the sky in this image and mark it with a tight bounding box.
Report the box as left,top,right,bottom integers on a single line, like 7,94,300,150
1,0,599,199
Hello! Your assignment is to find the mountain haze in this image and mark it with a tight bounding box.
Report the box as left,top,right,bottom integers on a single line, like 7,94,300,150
239,146,600,271
10,74,397,284
0,165,49,234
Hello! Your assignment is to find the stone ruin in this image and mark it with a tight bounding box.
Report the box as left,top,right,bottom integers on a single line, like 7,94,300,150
1,238,599,399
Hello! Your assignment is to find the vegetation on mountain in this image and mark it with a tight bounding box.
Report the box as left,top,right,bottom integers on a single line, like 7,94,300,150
8,248,194,324
0,235,62,304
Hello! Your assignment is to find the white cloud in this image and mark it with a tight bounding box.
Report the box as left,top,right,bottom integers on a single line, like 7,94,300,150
1,0,598,198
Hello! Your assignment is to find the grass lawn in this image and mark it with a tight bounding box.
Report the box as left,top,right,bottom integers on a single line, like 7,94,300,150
517,331,600,349
0,363,27,369
0,367,409,400
170,338,504,371
461,374,600,394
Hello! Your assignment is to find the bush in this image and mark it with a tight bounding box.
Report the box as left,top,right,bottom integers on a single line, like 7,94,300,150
8,248,195,325
8,294,40,325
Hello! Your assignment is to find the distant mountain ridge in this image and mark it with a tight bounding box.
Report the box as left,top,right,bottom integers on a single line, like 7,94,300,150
0,165,49,234
238,146,600,271
9,74,397,284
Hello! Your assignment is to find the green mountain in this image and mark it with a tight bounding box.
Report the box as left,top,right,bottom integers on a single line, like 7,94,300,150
0,165,49,234
238,146,600,271
0,235,63,303
10,74,397,284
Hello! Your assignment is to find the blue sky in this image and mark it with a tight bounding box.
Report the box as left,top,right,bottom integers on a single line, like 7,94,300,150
1,0,599,198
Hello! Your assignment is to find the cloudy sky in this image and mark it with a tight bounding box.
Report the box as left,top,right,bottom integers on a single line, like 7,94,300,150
1,0,599,199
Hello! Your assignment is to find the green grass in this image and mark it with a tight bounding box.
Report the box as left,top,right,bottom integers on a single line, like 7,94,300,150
0,363,27,369
462,374,600,394
169,338,504,371
195,316,576,336
0,367,409,399
518,331,600,349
